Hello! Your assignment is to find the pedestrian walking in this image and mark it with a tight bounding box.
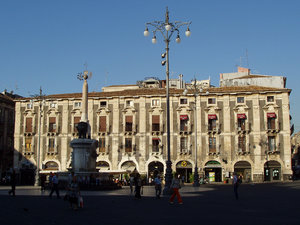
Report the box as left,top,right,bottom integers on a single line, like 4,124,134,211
40,174,46,191
154,175,162,199
233,173,240,200
169,173,183,204
130,175,134,195
134,173,142,199
68,175,80,210
49,173,60,198
8,169,16,196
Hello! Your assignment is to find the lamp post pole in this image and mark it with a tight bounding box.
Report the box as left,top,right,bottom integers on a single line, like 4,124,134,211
144,7,191,194
34,87,44,187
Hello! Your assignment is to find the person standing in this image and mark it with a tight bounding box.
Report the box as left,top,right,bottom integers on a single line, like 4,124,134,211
134,173,142,199
154,175,162,199
233,173,239,200
169,173,182,204
68,175,80,210
49,173,60,198
40,174,46,192
130,175,134,195
8,169,16,196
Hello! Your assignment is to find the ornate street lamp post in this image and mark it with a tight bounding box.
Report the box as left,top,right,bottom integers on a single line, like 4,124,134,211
144,7,191,194
34,87,45,186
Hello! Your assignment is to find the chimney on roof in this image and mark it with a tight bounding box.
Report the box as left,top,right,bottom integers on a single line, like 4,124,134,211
238,67,250,75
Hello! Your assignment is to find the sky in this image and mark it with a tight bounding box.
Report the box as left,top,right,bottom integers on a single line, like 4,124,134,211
0,0,299,132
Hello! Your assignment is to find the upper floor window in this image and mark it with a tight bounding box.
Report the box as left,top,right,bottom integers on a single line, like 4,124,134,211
48,138,55,152
209,137,216,153
180,137,188,152
208,114,217,131
152,115,160,131
152,99,160,107
208,98,216,104
125,116,133,132
25,137,32,152
237,97,244,104
50,102,57,108
268,136,276,152
180,98,188,105
27,103,33,109
125,138,132,152
152,138,160,152
25,117,33,133
100,101,107,107
238,136,246,152
49,117,56,132
237,114,246,130
99,116,106,132
99,138,106,152
126,100,133,107
180,115,188,132
267,113,276,130
74,102,81,108
267,96,274,102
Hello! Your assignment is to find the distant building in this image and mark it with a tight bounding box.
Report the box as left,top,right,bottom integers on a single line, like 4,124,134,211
0,90,21,180
13,69,293,184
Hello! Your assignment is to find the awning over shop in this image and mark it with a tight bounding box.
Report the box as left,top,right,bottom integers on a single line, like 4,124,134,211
208,114,217,120
180,115,188,120
205,160,221,168
237,113,246,119
267,112,276,118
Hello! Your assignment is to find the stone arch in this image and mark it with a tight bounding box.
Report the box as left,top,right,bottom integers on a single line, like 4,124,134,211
264,160,282,181
96,160,111,171
234,160,252,182
44,161,59,171
119,160,138,173
42,159,61,171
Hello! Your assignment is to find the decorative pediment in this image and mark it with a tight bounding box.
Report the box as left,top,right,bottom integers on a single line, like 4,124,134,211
262,103,280,110
149,107,164,113
46,108,61,115
233,104,250,112
122,107,137,113
96,107,111,115
204,105,221,113
176,105,192,112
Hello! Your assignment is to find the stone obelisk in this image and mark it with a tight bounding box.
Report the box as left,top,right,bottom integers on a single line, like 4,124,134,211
70,70,97,173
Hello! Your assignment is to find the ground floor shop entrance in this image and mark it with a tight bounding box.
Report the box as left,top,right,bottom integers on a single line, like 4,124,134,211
205,161,222,182
264,160,281,181
176,160,192,183
148,161,164,178
234,161,252,182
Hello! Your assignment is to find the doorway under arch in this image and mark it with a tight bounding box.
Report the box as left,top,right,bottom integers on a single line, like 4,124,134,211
148,161,164,179
234,161,251,182
205,160,222,182
264,160,281,181
176,160,192,183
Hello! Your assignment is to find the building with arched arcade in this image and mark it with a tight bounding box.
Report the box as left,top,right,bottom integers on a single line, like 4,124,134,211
13,68,293,183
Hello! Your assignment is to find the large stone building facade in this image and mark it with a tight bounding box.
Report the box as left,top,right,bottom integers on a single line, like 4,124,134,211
13,68,293,183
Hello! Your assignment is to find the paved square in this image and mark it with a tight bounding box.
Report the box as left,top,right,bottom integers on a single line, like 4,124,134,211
0,181,299,225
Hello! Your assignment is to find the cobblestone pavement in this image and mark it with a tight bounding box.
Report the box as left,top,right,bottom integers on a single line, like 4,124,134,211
0,182,300,225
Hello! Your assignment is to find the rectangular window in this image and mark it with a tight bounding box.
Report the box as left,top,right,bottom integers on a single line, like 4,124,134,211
180,137,188,152
27,103,33,109
267,96,274,102
238,118,246,130
49,117,56,132
125,116,133,132
238,136,246,152
180,98,188,105
152,139,160,152
25,137,32,152
74,102,81,108
126,100,133,107
180,120,188,132
152,99,160,107
208,98,216,104
268,136,276,152
48,138,55,152
267,118,276,130
99,116,106,132
74,117,81,132
50,103,57,108
125,138,132,152
100,101,107,107
209,137,216,153
237,97,244,104
25,117,33,133
208,119,216,131
99,138,106,152
152,115,160,131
